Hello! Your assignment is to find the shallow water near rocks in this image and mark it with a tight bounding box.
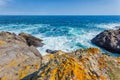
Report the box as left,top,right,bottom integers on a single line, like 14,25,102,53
0,16,120,56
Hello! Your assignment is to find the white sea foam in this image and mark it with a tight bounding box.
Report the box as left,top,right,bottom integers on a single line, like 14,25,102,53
1,23,119,55
37,27,100,55
96,23,120,30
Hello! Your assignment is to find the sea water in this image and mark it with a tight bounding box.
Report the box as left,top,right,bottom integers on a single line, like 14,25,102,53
0,15,120,56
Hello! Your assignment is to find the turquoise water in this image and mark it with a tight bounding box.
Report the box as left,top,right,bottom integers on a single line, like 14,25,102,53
0,16,120,56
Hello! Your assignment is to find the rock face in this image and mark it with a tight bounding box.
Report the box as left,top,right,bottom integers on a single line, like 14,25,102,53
35,48,120,80
0,31,42,80
91,29,120,53
19,33,44,47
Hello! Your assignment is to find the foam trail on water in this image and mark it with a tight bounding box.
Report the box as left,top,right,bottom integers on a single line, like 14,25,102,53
0,23,120,56
96,23,120,30
37,27,100,55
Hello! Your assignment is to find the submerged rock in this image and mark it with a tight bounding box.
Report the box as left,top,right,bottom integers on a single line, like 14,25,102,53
92,29,120,53
0,31,42,80
46,49,58,54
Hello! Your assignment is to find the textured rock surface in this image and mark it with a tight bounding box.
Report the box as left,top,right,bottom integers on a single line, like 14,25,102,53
0,31,42,80
35,48,120,80
19,32,44,47
92,29,120,53
0,31,120,80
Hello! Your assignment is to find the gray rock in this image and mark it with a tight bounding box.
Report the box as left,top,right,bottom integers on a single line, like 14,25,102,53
19,33,44,47
91,29,120,53
0,31,42,80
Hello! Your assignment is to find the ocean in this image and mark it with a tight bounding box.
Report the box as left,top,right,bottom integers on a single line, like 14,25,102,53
0,15,120,56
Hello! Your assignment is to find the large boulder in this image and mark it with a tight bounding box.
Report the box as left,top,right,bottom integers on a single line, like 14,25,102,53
19,33,44,47
0,31,42,80
91,29,120,53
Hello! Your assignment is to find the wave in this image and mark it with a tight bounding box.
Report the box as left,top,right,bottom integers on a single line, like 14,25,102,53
0,23,120,56
37,26,100,55
95,23,120,30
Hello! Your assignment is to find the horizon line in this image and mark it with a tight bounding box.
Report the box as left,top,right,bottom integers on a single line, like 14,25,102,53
0,14,120,16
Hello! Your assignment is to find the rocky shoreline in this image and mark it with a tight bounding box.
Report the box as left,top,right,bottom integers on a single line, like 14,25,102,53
0,31,120,80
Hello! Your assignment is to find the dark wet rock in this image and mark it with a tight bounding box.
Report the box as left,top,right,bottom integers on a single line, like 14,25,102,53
46,49,58,54
19,33,44,47
92,29,120,53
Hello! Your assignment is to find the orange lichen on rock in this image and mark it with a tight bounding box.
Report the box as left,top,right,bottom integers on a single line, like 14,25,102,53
80,58,86,64
19,69,28,79
90,75,98,80
8,61,17,67
86,48,100,54
19,63,40,79
98,57,107,68
38,54,92,80
37,48,112,80
116,57,120,62
100,75,106,80
0,40,6,45
115,57,120,65
0,76,7,80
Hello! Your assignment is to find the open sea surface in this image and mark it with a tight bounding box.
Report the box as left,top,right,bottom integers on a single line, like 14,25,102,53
0,15,120,56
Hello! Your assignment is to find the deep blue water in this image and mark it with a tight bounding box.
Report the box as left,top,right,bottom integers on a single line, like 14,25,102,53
0,15,120,56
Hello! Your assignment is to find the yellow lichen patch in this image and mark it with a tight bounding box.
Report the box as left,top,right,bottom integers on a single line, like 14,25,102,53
34,63,40,70
0,76,7,80
19,65,31,79
19,69,28,79
0,40,6,45
19,63,40,79
100,75,106,80
91,75,98,80
38,48,111,80
86,48,100,54
9,61,17,67
40,54,92,80
49,68,57,80
2,61,17,70
116,57,120,62
43,54,54,62
25,65,31,70
48,54,54,59
80,58,86,64
98,57,107,68
117,57,120,60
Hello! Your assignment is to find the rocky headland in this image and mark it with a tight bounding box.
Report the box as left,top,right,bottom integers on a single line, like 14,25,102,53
0,31,120,80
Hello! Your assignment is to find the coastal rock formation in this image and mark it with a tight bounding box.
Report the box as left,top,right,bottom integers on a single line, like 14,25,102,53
0,31,42,80
0,31,120,80
35,48,120,80
92,29,120,53
19,32,44,47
